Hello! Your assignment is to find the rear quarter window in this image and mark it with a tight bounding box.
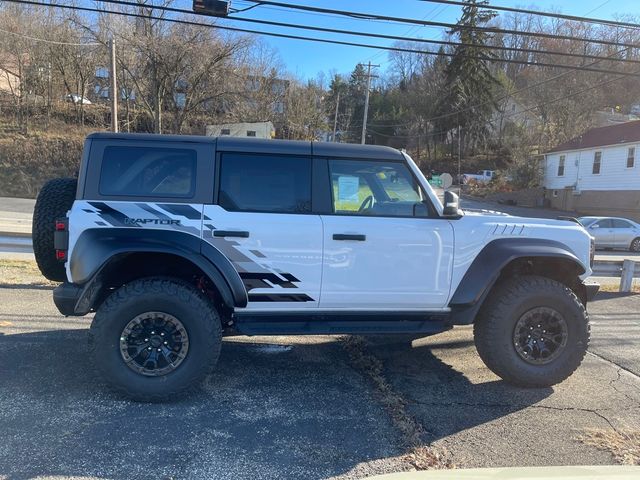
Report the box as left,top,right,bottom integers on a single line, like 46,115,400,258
99,146,196,198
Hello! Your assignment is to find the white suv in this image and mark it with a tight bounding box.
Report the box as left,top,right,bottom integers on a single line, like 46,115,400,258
32,133,598,401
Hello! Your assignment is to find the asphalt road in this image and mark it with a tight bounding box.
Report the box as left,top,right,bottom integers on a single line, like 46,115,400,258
0,288,639,479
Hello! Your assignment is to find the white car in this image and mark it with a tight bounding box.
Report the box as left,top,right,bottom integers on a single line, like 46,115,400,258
32,133,597,401
578,216,640,252
65,94,92,105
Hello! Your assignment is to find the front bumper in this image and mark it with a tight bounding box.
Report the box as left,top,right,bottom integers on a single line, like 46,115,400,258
584,282,600,302
53,282,83,316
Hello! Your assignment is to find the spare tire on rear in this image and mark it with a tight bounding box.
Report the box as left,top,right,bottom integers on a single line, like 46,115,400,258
32,177,77,281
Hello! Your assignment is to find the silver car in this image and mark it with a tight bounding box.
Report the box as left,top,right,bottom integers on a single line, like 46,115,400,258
578,216,640,252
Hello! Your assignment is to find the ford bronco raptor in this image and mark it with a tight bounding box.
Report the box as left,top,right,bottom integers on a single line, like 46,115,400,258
33,133,598,401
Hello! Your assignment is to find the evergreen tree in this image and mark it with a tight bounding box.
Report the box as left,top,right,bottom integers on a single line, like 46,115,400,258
436,0,499,152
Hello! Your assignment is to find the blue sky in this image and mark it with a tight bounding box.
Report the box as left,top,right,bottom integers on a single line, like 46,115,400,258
208,0,640,80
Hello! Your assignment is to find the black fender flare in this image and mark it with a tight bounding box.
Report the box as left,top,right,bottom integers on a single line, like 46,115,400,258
70,228,247,310
449,238,586,324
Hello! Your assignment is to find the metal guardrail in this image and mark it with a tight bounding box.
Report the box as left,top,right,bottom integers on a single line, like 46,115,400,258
592,260,639,277
592,259,638,292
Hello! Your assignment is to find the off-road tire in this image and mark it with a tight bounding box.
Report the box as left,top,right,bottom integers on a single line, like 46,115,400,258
630,237,640,252
474,275,589,388
89,277,222,402
32,177,77,281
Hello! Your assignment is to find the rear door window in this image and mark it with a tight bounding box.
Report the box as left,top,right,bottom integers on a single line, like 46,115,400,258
612,219,633,228
218,153,312,213
99,146,196,198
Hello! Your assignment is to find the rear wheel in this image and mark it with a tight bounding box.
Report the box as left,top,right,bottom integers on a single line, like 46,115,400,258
474,275,589,387
89,277,222,401
630,237,640,252
32,177,77,281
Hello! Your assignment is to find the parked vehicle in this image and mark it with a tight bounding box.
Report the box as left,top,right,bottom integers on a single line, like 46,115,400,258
462,170,495,184
32,133,597,401
64,94,92,105
577,216,640,252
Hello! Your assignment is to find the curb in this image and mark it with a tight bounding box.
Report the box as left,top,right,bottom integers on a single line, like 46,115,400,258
0,231,31,239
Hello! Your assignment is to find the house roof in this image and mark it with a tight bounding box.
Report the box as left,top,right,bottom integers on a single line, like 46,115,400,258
547,120,640,153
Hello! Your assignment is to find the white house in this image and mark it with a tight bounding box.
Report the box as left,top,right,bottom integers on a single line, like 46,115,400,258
205,121,275,139
544,120,640,220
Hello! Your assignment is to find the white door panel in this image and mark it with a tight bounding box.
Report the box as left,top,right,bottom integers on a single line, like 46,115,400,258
320,216,454,309
202,206,323,310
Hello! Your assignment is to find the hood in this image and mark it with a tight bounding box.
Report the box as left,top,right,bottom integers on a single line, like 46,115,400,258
370,465,640,480
462,208,511,217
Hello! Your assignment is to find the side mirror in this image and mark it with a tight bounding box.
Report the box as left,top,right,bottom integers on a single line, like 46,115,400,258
443,190,462,217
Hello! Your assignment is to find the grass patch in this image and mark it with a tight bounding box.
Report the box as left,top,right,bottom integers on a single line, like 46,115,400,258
578,429,640,465
598,283,640,294
0,260,57,286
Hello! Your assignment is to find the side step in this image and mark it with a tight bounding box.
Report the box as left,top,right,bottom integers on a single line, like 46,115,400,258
233,312,452,336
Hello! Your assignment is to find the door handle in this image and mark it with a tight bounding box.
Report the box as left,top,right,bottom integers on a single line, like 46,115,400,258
333,233,366,241
214,230,249,238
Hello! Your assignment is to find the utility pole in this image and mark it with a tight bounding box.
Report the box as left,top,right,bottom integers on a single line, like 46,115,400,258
360,61,379,145
457,124,462,196
332,91,340,142
109,38,118,133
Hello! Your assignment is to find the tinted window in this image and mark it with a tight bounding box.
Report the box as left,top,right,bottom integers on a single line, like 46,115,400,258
99,146,196,197
328,159,424,217
218,154,311,213
612,219,633,228
594,219,613,228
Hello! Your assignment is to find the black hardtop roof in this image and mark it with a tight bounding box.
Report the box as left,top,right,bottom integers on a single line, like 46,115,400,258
86,132,404,160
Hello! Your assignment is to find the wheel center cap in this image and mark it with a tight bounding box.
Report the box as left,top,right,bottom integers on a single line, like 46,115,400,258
150,336,163,347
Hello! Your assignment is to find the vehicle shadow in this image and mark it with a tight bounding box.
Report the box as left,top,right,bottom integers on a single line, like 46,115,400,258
364,333,552,445
0,328,551,479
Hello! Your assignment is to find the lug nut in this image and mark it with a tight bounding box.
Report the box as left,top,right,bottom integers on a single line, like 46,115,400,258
147,347,152,351
144,338,148,342
151,331,155,334
160,333,165,337
157,348,161,352
164,341,168,345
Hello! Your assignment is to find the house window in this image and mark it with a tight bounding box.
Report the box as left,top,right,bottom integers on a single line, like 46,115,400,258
627,147,635,168
246,130,257,137
557,155,565,176
592,151,601,174
220,129,230,135
552,190,558,197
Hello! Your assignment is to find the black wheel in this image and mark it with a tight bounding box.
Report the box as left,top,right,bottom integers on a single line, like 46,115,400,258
630,237,640,252
474,275,589,388
32,177,77,281
89,277,222,402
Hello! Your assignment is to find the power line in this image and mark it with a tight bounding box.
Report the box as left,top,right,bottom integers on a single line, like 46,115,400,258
0,26,100,45
417,0,640,31
243,0,640,51
88,0,640,68
4,0,640,78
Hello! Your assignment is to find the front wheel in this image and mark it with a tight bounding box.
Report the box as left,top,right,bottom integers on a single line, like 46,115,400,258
89,277,222,401
474,275,589,387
